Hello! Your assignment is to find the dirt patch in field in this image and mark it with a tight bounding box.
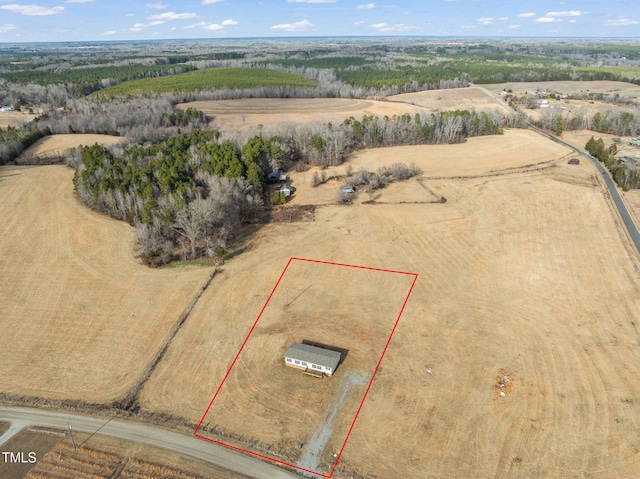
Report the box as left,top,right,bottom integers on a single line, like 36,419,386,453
18,134,128,164
0,165,211,403
140,129,640,478
0,111,37,128
0,421,9,437
176,98,426,134
388,86,510,114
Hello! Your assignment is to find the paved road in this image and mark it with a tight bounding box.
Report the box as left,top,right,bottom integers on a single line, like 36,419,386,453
529,125,640,255
475,84,640,255
0,407,300,479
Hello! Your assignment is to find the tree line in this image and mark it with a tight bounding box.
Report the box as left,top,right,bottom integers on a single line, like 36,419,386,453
585,136,640,190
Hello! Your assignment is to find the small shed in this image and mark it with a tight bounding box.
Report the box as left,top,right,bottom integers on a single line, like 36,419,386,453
1,106,12,112
285,342,341,376
340,184,355,194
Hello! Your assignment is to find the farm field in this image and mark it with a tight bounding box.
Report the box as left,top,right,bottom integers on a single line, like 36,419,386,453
388,85,510,114
139,128,640,478
0,110,37,128
285,129,572,206
0,165,211,403
95,67,317,97
18,134,128,164
0,428,249,479
175,98,427,134
480,80,640,98
195,258,416,475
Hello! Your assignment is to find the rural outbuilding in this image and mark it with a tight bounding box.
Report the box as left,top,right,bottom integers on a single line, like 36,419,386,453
285,342,341,376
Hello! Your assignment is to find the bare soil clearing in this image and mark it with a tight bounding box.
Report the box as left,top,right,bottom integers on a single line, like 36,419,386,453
18,134,128,164
388,86,510,114
0,111,37,128
481,80,640,98
141,128,640,478
0,165,211,402
176,98,426,134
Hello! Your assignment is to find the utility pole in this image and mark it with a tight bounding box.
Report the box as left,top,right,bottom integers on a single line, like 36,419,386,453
67,423,77,451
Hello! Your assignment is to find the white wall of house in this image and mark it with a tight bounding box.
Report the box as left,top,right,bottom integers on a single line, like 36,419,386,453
285,356,334,375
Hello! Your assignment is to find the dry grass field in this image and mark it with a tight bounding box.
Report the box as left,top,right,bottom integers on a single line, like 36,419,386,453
0,111,37,128
286,129,572,206
195,258,416,474
18,134,128,164
481,80,640,98
139,128,640,478
175,98,426,134
388,86,511,114
0,165,211,403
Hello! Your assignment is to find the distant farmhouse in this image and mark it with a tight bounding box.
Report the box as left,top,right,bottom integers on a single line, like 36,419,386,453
285,342,341,377
1,106,12,112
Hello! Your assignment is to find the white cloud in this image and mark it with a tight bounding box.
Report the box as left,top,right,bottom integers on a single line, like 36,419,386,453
130,20,165,31
353,20,364,25
66,0,94,3
357,3,374,8
0,4,64,15
477,17,494,25
370,22,415,32
125,13,135,16
271,19,313,31
0,23,17,32
498,17,508,21
148,11,197,20
201,18,237,29
202,0,224,3
508,24,520,29
286,0,338,3
103,30,116,35
517,12,536,18
536,17,556,23
145,2,166,8
605,17,639,26
546,10,584,17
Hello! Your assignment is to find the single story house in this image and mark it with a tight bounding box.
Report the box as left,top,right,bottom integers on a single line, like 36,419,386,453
285,342,341,376
1,106,12,112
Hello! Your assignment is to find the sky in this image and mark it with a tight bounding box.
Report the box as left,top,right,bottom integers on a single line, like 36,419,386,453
0,0,638,42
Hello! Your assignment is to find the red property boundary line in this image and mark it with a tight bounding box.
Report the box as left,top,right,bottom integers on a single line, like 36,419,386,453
194,257,418,478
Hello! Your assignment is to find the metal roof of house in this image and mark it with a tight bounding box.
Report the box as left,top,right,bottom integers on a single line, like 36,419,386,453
285,343,341,369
